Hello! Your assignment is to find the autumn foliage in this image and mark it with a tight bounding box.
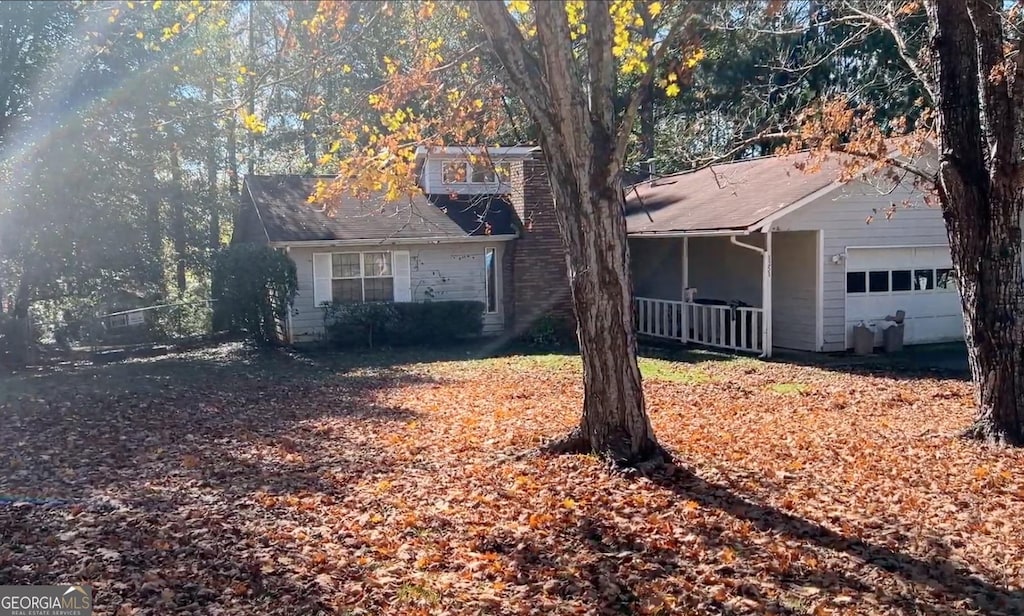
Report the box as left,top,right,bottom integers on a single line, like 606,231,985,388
1,344,1022,614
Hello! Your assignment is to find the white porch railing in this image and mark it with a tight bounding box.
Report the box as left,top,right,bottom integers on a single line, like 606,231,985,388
635,297,686,340
635,297,764,354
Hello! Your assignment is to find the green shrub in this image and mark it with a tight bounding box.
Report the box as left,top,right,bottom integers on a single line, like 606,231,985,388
322,302,399,348
323,300,484,348
520,314,576,349
211,244,298,344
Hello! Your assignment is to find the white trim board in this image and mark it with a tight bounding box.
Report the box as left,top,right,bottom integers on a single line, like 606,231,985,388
757,181,847,233
270,235,517,249
816,230,825,352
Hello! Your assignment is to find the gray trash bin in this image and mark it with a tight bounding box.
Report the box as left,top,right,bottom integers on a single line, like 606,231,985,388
852,323,874,355
883,323,905,353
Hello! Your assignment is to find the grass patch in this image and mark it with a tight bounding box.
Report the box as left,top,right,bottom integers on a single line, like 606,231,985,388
491,354,581,372
396,584,440,606
770,382,807,395
492,354,723,385
639,358,714,384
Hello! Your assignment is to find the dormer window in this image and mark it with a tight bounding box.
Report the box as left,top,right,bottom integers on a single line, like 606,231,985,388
442,161,469,184
472,162,511,183
443,159,511,185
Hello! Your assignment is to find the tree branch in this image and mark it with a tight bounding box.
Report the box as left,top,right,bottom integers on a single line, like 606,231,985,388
472,1,555,137
533,1,588,160
584,0,616,136
612,7,697,166
839,1,936,104
965,0,1016,169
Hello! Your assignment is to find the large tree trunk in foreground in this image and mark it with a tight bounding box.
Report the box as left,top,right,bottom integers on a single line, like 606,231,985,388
540,139,663,464
930,0,1024,444
476,0,670,465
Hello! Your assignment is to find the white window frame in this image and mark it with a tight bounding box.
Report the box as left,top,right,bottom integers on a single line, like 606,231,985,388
441,161,469,184
443,159,512,185
845,267,957,296
331,251,395,303
484,247,498,314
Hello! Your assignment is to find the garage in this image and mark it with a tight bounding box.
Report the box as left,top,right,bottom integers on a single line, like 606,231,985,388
845,246,964,346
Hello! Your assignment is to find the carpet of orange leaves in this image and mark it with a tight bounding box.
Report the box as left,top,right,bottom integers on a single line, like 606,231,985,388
1,343,1022,615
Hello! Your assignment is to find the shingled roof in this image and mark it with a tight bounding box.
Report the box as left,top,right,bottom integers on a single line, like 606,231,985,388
242,175,518,243
625,152,844,236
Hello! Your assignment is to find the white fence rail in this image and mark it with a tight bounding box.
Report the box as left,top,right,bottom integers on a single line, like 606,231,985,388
635,297,685,340
635,297,764,354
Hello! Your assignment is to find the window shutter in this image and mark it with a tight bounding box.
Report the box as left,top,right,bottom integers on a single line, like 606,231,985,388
393,251,412,302
312,253,333,306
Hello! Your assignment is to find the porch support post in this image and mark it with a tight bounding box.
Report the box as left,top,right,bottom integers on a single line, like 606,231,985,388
762,232,773,358
681,236,689,342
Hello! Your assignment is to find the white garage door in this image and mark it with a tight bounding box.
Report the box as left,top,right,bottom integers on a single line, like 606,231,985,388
845,246,964,346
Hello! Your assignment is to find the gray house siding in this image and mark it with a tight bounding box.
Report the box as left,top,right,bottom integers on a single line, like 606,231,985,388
770,179,949,352
688,235,765,307
287,242,507,342
771,231,819,351
630,238,682,300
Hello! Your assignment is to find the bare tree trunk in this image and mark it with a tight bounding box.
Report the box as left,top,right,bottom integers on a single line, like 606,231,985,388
169,145,188,295
475,0,673,466
246,0,257,177
224,46,240,196
142,157,164,292
930,0,1024,444
11,271,30,320
638,2,655,167
207,77,220,249
227,112,239,196
540,138,663,464
302,113,317,169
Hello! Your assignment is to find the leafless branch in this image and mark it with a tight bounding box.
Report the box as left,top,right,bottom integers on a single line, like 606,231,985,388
473,1,556,137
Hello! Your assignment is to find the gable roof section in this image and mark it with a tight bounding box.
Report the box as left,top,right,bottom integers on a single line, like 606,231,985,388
243,175,517,243
625,152,845,236
426,194,518,236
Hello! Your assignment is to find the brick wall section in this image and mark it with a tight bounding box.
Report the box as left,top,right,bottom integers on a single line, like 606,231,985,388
505,158,575,335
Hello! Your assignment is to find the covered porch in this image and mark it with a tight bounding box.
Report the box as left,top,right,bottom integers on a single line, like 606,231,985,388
629,230,821,357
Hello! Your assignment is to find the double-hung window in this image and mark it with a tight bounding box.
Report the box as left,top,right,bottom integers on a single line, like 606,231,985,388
331,252,394,303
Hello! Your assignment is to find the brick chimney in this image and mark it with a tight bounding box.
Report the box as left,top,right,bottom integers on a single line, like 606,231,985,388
503,157,575,336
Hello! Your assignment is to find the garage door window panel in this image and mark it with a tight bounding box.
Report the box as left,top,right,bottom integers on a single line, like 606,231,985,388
914,269,934,291
936,268,955,291
868,271,889,293
891,270,912,292
847,272,867,294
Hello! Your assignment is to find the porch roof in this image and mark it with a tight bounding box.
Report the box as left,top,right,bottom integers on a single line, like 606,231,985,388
625,152,842,236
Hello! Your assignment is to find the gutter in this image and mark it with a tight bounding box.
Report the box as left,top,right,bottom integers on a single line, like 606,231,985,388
628,229,752,239
268,234,518,249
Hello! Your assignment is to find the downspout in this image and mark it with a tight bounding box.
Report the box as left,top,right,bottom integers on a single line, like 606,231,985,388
681,236,689,342
729,234,773,358
284,246,294,345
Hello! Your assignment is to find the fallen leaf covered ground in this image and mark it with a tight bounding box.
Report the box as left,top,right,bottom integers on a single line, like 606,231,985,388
0,343,1022,615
